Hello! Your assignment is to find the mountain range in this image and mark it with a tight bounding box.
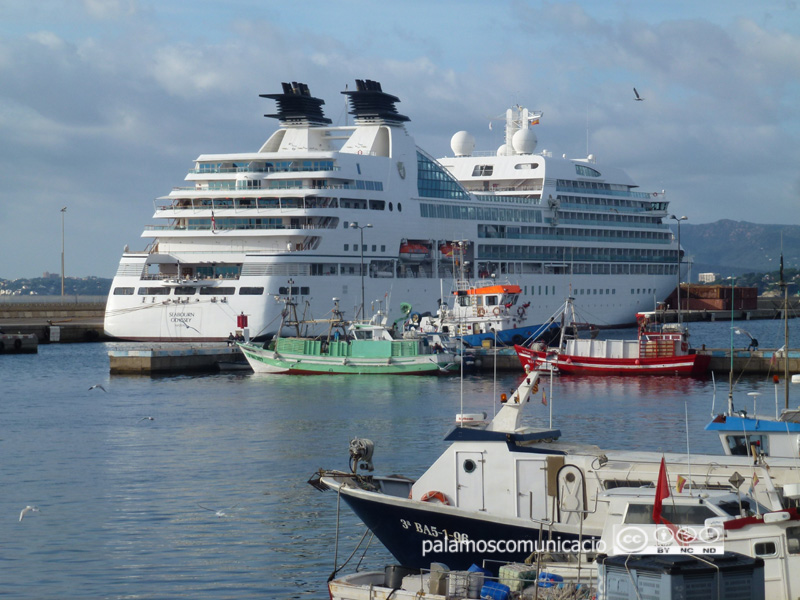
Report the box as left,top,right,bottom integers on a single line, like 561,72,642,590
676,220,800,280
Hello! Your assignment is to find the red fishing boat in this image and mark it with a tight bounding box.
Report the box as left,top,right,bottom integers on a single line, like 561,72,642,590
515,298,710,376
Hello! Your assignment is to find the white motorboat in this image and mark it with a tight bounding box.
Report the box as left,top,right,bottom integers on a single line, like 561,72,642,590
311,368,800,575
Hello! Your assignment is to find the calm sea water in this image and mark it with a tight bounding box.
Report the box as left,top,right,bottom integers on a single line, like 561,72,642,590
1,318,798,599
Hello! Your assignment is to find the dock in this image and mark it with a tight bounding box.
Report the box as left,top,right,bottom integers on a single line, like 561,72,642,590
0,298,108,342
108,343,248,374
700,348,800,375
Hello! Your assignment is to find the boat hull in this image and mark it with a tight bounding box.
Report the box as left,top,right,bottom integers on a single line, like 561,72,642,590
329,482,591,570
515,345,711,376
239,343,456,375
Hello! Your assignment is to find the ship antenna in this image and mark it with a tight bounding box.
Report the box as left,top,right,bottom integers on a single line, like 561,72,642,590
586,105,590,156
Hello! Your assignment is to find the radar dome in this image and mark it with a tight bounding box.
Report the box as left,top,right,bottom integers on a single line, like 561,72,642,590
496,144,512,156
450,131,475,157
512,129,538,154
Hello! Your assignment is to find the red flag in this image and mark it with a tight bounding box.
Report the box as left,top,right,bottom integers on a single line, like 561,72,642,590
542,391,547,406
653,457,673,526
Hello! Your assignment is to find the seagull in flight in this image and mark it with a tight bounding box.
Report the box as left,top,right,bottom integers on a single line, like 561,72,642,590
197,503,239,518
19,506,40,522
138,416,155,423
633,88,644,101
88,384,107,392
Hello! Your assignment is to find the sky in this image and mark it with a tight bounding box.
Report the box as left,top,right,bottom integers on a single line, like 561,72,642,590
1,0,799,279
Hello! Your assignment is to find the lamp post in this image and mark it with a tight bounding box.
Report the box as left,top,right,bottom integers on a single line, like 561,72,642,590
349,222,372,320
669,214,687,325
61,206,67,296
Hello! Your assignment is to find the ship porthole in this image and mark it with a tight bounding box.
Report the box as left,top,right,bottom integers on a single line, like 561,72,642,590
398,203,402,212
463,459,477,473
389,202,393,211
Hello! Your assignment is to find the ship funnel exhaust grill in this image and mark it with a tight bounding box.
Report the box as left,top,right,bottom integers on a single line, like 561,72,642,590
261,81,332,126
343,79,410,124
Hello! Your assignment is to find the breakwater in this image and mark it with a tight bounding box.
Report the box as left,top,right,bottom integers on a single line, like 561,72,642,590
0,297,107,342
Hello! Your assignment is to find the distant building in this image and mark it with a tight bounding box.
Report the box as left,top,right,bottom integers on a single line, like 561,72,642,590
698,272,718,283
666,284,758,311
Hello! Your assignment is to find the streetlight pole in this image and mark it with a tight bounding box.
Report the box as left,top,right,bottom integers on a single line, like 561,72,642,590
61,206,67,296
669,214,687,326
349,222,372,320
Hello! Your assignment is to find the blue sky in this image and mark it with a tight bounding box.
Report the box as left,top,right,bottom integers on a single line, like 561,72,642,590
1,0,799,279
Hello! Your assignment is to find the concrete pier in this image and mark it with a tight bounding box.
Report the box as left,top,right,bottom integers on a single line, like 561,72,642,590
0,298,107,342
699,348,800,375
108,343,248,374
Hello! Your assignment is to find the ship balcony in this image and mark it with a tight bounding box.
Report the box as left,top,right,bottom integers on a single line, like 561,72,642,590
156,196,342,211
144,218,338,232
189,164,340,175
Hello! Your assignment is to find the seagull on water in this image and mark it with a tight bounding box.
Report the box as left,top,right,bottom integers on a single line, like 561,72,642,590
197,503,239,518
633,88,644,101
88,384,107,392
138,416,155,423
19,506,40,522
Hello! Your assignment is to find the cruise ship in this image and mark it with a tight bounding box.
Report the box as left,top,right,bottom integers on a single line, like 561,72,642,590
104,80,680,342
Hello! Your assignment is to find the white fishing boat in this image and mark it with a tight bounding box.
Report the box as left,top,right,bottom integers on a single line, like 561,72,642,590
104,80,681,342
310,368,800,577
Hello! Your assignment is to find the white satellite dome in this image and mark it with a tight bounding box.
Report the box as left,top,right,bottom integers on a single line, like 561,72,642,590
450,131,475,157
512,128,538,154
496,144,512,156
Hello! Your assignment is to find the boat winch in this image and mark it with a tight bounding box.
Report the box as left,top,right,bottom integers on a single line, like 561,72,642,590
349,438,375,472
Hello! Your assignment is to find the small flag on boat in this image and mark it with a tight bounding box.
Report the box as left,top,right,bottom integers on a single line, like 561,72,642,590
489,121,493,130
542,391,547,406
749,471,760,496
653,456,680,540
676,475,687,493
529,118,539,125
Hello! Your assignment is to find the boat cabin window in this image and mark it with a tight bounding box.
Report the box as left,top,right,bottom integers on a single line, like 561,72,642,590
785,527,800,554
113,287,135,295
717,499,768,518
604,480,652,490
726,434,769,456
754,541,777,557
239,287,264,295
623,503,717,525
486,296,499,306
472,165,493,176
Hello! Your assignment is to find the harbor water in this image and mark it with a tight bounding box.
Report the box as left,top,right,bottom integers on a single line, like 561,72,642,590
2,318,799,599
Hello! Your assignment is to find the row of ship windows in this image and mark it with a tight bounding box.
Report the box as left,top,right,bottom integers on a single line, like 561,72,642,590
114,283,660,298
558,195,667,213
113,286,270,296
420,203,544,223
204,179,385,192
479,224,672,244
479,245,678,262
195,160,335,174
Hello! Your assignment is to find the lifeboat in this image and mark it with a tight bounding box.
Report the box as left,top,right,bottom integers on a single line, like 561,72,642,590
399,242,430,262
439,243,456,258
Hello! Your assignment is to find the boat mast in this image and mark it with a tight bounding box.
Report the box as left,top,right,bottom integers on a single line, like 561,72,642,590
780,243,789,410
728,277,735,415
